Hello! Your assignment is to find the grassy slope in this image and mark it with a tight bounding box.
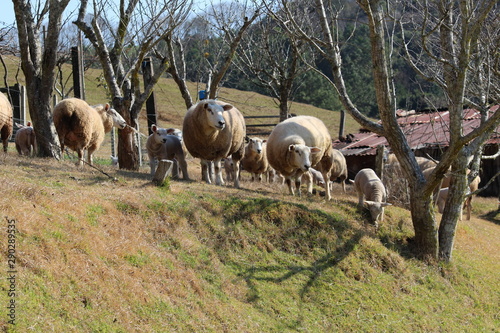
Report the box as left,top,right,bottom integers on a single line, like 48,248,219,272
0,154,499,332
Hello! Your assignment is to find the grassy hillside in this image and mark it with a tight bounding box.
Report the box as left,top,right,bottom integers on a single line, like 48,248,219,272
0,153,499,332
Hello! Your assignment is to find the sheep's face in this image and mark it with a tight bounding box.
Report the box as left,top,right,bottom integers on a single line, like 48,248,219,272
151,125,169,144
204,102,232,131
106,105,127,129
364,201,391,225
287,144,321,172
246,138,263,154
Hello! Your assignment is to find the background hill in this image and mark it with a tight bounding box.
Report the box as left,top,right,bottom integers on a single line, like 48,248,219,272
0,150,499,331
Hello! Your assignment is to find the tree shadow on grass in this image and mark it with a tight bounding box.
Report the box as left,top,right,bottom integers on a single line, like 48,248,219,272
480,209,500,225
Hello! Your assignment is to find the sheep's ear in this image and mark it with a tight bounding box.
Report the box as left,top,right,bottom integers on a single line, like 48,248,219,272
263,139,267,143
348,179,355,184
151,124,157,132
166,128,175,135
310,147,321,154
105,103,110,111
223,104,233,111
245,136,250,143
288,144,295,152
364,201,375,207
381,202,392,207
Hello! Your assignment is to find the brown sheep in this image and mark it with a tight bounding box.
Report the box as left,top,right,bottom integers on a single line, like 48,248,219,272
15,122,36,156
53,98,127,166
182,100,246,188
266,115,334,200
0,93,13,153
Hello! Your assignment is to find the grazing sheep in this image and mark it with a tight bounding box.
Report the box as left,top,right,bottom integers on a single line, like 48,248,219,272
182,99,246,188
15,122,36,156
266,115,334,200
240,137,273,182
354,168,391,226
146,124,190,180
53,98,127,166
0,92,13,153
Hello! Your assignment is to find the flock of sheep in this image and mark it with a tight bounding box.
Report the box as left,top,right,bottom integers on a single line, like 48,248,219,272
0,95,478,225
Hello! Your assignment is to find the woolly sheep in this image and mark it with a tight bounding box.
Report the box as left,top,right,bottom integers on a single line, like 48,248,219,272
354,168,391,226
385,153,436,174
0,92,13,153
182,99,246,188
240,136,273,182
146,124,190,180
266,115,334,200
223,157,235,182
53,98,127,166
15,122,36,156
427,167,480,220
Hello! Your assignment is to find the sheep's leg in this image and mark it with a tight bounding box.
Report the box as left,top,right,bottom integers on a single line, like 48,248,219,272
149,158,156,177
76,149,85,166
178,158,190,180
320,171,331,200
171,159,180,179
285,177,295,196
201,159,212,184
303,171,313,196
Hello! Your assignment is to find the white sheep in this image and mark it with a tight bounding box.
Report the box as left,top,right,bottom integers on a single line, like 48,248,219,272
182,99,246,188
53,98,127,166
0,92,13,153
266,115,334,200
353,168,391,226
145,124,190,180
240,137,273,182
15,122,36,156
329,149,348,192
223,157,235,182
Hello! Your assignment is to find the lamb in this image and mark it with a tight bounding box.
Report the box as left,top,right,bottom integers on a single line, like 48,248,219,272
53,98,127,166
0,92,13,153
353,168,391,226
15,122,36,156
240,137,273,182
182,99,246,188
266,115,334,200
146,124,190,180
223,157,235,182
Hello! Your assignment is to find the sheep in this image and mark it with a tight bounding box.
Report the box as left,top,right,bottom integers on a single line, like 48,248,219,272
385,153,436,173
266,115,334,200
0,92,13,153
182,99,246,188
53,98,127,166
353,168,391,226
15,122,36,156
240,136,273,182
145,124,190,180
429,167,480,220
223,157,235,182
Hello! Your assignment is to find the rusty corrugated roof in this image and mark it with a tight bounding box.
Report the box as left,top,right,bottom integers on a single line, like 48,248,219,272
334,105,500,156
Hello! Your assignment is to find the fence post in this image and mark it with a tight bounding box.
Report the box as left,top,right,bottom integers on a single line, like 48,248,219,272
71,45,85,99
142,57,157,135
339,110,345,140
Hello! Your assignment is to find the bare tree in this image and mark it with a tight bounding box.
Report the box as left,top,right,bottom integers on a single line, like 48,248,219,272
235,13,315,121
74,0,192,170
268,0,500,261
12,0,72,158
400,0,499,261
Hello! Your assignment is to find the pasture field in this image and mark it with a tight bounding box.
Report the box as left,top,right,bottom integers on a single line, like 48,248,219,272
0,152,499,332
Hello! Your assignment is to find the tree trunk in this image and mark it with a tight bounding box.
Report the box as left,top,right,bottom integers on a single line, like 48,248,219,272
438,156,468,262
113,97,140,170
409,188,439,260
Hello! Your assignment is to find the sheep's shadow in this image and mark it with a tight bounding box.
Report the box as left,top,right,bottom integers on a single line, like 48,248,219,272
480,209,500,225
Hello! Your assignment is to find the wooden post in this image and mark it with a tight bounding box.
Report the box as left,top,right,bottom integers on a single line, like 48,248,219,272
153,159,173,185
71,46,84,99
375,145,385,179
142,57,157,135
339,110,346,140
